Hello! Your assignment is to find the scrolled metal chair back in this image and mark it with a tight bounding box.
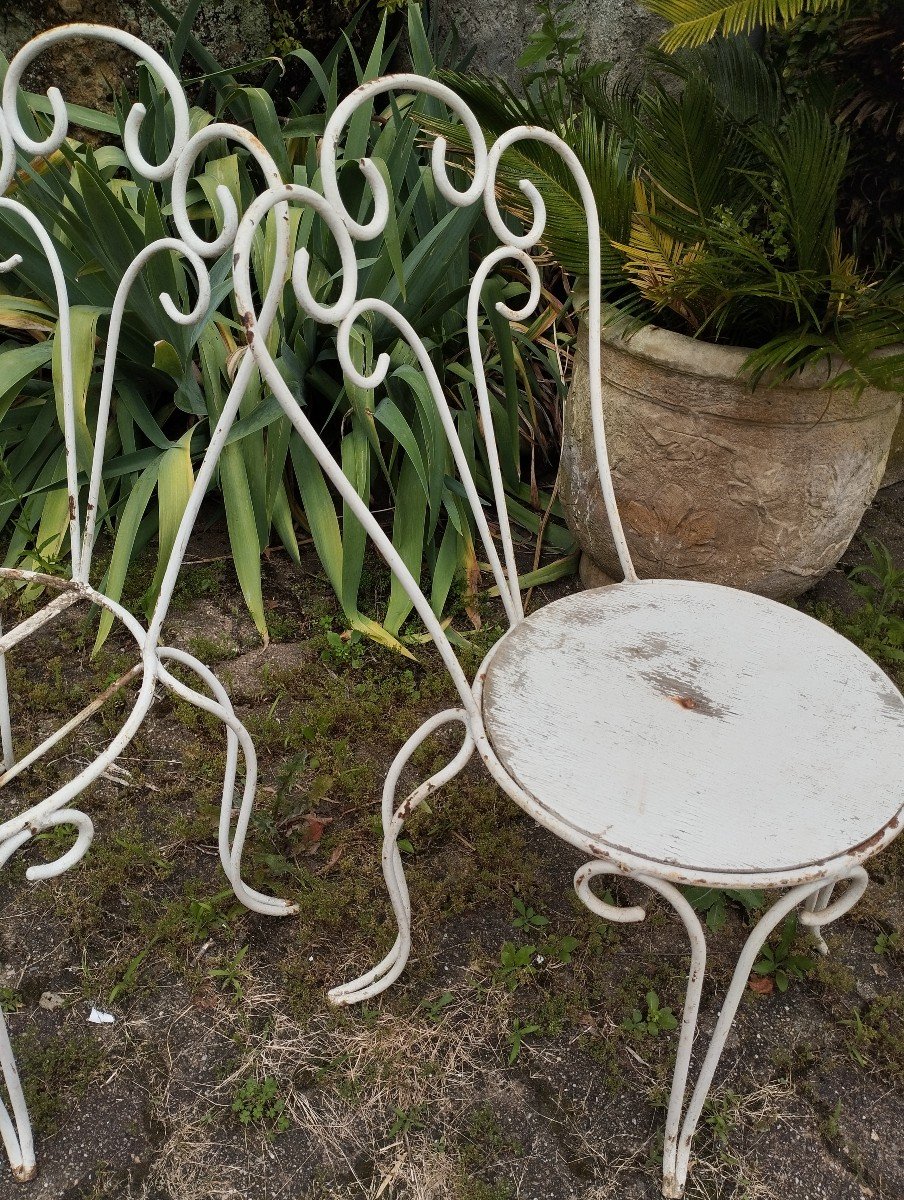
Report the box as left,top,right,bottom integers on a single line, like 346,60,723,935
234,73,637,715
0,25,294,907
1,26,193,584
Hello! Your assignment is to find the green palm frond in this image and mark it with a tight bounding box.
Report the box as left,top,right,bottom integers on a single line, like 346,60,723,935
648,38,784,126
750,103,848,273
613,182,707,329
636,74,748,218
640,0,848,52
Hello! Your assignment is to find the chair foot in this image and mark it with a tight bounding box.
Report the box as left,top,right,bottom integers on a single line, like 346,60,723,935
575,861,870,1197
0,812,96,1182
328,710,473,1006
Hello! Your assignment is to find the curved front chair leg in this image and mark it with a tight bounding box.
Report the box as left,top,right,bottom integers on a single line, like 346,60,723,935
669,867,868,1196
575,863,707,1195
0,809,95,1182
156,648,296,918
802,882,836,956
328,709,474,1006
575,862,869,1198
0,831,35,1182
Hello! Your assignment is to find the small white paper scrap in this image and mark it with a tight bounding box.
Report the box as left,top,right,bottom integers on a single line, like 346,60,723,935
87,1007,115,1025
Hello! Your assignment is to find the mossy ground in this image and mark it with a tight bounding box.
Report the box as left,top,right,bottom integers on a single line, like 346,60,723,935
0,499,901,1200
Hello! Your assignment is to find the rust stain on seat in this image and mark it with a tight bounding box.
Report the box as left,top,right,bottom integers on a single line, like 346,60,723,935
851,813,900,856
641,669,732,719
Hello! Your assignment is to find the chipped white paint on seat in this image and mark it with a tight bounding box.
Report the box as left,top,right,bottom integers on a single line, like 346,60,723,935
482,578,904,884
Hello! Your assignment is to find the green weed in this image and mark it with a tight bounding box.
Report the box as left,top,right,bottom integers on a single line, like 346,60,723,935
231,1076,289,1132
623,990,678,1037
751,916,817,993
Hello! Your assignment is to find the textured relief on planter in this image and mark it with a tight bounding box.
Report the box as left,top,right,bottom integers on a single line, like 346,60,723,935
562,319,902,599
882,413,904,488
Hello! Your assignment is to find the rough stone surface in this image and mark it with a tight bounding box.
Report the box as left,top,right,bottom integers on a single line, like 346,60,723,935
430,0,665,87
0,0,271,113
883,408,904,486
561,318,902,599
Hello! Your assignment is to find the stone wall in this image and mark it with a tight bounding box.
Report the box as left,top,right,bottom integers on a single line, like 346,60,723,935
0,0,271,111
428,0,665,87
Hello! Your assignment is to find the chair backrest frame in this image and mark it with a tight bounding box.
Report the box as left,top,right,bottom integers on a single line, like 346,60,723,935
0,25,289,854
0,42,639,825
233,73,637,715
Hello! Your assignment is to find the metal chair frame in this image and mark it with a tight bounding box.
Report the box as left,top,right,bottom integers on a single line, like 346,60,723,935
0,25,296,1181
232,76,902,1200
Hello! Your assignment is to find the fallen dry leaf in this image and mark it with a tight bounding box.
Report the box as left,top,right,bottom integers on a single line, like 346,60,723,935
318,846,343,874
747,974,774,996
284,812,333,856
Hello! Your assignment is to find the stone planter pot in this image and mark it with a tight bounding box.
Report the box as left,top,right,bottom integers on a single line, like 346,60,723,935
881,415,904,488
561,317,902,599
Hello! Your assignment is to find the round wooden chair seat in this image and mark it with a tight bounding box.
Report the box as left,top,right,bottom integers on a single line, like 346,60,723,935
481,579,904,886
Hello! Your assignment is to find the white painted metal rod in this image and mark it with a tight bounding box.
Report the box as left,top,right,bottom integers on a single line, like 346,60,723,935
0,590,82,655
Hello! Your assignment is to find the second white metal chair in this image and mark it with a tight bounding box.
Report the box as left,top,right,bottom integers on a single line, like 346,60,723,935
0,24,297,1181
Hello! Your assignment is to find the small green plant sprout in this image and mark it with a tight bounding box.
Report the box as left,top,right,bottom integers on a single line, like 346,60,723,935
320,626,366,670
623,990,679,1037
0,986,21,1014
874,929,900,957
540,934,581,965
497,943,537,991
418,990,455,1023
184,891,239,942
109,942,157,1005
751,916,817,993
683,887,765,932
357,1005,380,1030
842,1006,870,1067
388,1104,426,1138
841,539,904,664
703,1089,741,1145
512,898,550,931
209,945,250,1002
231,1076,289,1132
823,1098,843,1142
507,1018,541,1064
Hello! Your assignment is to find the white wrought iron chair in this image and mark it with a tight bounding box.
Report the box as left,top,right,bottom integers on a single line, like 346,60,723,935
232,76,904,1199
0,25,296,1181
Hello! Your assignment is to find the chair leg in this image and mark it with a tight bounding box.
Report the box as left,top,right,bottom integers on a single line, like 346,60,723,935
575,862,707,1195
0,624,16,771
0,829,35,1182
0,809,95,1182
156,648,295,918
802,882,836,955
0,1006,34,1181
328,709,474,1007
574,862,869,1198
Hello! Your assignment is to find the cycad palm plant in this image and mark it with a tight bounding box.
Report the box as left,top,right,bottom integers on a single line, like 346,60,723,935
639,0,847,50
441,28,904,392
643,0,904,263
